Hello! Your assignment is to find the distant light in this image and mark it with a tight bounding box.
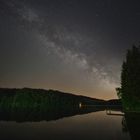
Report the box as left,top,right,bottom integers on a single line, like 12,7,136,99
79,102,82,108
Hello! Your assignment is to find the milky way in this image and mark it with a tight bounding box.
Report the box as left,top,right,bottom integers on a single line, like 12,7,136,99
0,0,140,99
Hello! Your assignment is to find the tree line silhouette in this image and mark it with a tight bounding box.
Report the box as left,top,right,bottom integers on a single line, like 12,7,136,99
0,88,106,112
117,45,140,111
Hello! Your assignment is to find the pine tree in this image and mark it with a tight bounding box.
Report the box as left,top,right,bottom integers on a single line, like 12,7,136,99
121,45,140,102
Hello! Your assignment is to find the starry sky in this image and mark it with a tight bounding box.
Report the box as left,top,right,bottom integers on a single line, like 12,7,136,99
0,0,140,99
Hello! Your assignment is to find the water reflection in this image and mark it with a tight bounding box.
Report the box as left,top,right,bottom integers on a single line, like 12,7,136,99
0,106,106,122
122,113,140,140
0,106,139,140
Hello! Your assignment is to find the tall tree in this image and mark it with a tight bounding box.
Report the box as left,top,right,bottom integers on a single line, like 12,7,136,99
121,45,140,99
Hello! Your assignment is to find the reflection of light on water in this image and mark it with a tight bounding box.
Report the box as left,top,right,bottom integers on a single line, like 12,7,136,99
79,102,82,108
106,110,124,116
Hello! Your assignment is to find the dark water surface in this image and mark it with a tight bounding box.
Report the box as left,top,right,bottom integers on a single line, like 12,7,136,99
0,108,135,140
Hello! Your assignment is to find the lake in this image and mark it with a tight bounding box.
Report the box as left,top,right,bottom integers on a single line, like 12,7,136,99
0,108,137,140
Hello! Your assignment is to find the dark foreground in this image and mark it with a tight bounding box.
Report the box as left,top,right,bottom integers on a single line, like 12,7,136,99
0,88,138,140
0,106,139,140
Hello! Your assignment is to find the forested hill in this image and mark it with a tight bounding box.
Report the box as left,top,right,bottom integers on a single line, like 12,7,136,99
0,88,106,108
0,88,121,111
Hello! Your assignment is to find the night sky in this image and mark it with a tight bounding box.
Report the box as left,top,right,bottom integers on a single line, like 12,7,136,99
0,0,140,99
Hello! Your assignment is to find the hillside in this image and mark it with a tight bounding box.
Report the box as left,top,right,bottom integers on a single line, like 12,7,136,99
0,88,106,108
0,88,122,112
